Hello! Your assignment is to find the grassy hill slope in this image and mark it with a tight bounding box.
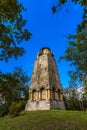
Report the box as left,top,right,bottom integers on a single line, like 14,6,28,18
0,110,87,130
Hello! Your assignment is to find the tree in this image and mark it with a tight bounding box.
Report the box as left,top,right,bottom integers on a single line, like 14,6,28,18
0,66,29,116
82,86,87,109
52,0,87,13
52,0,87,86
64,87,81,110
0,0,32,61
0,1,30,116
0,66,29,105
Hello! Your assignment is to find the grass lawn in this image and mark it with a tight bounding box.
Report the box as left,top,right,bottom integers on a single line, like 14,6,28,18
0,110,87,130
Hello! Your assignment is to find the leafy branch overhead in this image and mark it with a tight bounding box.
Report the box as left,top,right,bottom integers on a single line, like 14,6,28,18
0,0,32,61
52,0,87,86
52,0,87,13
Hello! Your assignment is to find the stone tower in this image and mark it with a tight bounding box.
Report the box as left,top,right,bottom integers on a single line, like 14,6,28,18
25,48,65,110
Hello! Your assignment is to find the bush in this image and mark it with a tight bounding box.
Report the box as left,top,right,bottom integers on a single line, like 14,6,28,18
0,103,9,117
9,101,26,117
20,100,27,111
9,102,22,117
83,100,87,110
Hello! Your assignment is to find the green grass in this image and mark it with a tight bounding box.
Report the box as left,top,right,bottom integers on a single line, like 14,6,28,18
0,110,87,130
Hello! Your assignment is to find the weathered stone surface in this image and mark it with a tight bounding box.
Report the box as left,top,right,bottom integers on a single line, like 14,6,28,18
25,48,65,110
25,99,65,110
25,100,50,111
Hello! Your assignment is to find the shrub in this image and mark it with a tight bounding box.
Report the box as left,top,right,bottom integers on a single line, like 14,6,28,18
9,102,22,117
9,101,26,117
20,100,27,111
0,103,9,117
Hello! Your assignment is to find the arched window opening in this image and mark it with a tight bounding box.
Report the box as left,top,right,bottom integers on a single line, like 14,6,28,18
52,87,55,100
32,89,37,101
58,89,60,100
40,88,46,100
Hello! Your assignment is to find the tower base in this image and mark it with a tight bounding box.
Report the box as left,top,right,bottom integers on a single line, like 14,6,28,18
25,99,65,111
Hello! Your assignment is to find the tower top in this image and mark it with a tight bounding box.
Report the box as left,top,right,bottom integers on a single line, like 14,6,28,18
40,47,51,51
38,47,54,57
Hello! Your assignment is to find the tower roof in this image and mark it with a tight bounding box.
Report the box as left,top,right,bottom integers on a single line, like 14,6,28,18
39,47,51,52
38,47,53,57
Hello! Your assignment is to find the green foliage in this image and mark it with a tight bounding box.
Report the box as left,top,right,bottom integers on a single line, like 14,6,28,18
52,0,87,86
52,0,87,10
19,100,27,111
0,110,87,130
0,1,30,117
9,102,22,117
63,16,87,85
9,101,27,117
0,103,9,117
52,6,57,13
83,86,87,99
64,86,87,110
64,88,81,110
0,66,29,105
59,0,66,5
82,86,87,109
0,0,32,61
0,100,26,117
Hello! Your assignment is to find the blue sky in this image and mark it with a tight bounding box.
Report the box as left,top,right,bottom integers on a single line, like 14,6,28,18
0,0,83,87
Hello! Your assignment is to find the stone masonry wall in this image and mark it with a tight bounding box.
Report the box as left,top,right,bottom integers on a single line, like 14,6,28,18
25,48,65,111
